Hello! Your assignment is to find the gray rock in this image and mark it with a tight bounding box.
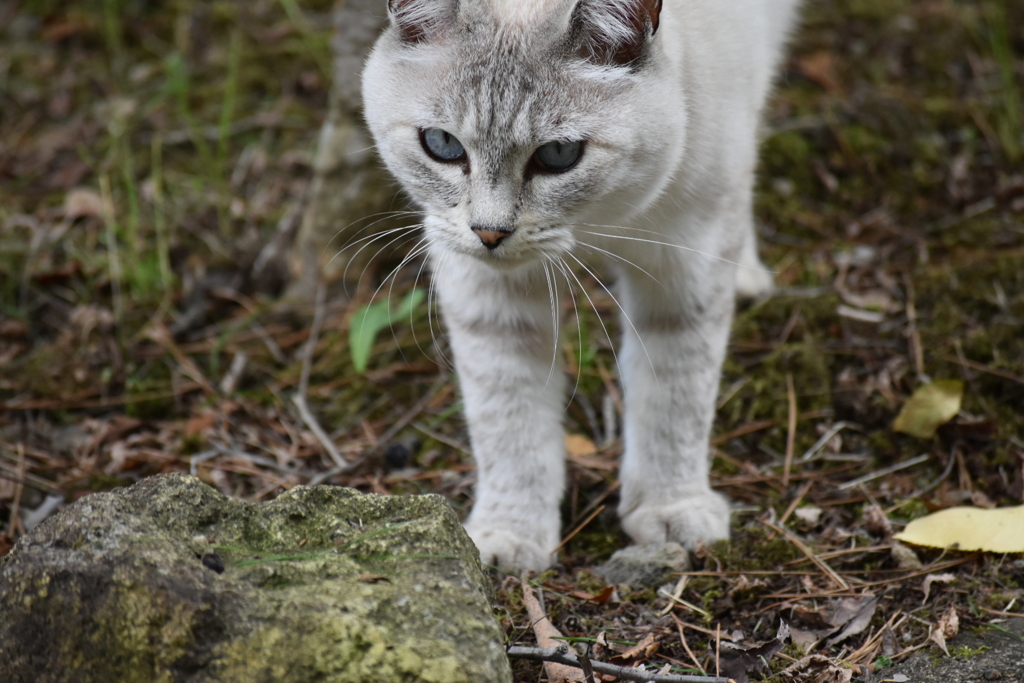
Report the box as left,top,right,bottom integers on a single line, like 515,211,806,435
595,542,691,589
876,618,1024,683
0,473,511,683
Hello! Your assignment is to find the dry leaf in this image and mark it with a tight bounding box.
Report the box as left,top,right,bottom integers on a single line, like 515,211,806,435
779,653,853,682
795,506,823,526
565,434,598,458
568,586,614,604
889,542,922,570
929,604,959,657
719,622,790,683
827,595,878,646
920,573,956,604
892,380,963,439
894,505,1024,552
612,632,658,663
357,573,391,583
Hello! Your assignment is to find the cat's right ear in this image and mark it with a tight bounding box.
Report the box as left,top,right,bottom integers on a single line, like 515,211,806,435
387,0,451,43
571,0,663,67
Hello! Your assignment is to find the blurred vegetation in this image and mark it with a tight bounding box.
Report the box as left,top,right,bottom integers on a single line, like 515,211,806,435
1,0,1024,678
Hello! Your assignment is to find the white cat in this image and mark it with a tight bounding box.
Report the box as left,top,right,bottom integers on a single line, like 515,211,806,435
362,0,800,571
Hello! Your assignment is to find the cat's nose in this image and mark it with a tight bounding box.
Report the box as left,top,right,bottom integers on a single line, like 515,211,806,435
471,225,512,250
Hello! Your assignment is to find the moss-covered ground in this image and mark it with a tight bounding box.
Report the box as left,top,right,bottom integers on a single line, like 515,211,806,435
1,1,1023,681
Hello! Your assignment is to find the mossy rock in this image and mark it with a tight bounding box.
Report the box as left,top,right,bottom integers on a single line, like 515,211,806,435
0,473,511,683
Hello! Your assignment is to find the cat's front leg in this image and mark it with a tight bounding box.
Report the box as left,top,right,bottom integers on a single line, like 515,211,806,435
615,255,736,550
435,255,566,572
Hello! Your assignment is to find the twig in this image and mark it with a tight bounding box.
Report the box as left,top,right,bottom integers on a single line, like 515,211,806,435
761,518,850,590
940,354,1024,386
783,373,796,486
7,444,26,537
506,646,730,683
410,422,471,456
145,323,217,396
292,284,351,471
554,504,606,553
904,274,924,379
374,376,448,449
800,421,859,462
0,462,62,496
710,409,832,446
779,480,813,526
671,615,707,675
715,623,721,678
837,454,930,490
520,577,585,682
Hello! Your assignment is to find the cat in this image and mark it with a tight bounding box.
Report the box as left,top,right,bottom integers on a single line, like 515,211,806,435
361,0,801,571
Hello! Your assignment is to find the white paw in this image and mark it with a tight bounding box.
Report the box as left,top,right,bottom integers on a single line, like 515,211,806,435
734,258,775,299
464,520,558,572
620,491,731,549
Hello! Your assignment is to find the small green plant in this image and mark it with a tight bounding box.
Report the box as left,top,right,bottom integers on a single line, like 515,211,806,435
349,288,426,373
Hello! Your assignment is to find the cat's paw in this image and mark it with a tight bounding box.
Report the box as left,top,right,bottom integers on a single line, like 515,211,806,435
734,260,775,299
464,521,558,572
619,491,731,549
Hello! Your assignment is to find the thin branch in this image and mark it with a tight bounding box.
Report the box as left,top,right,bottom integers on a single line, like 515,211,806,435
506,646,731,683
761,518,850,590
783,373,796,487
293,284,351,471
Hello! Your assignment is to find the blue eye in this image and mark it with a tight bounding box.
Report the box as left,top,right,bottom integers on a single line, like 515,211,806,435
533,140,584,173
420,128,466,162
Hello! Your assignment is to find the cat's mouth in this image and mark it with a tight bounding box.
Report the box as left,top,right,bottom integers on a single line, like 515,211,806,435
425,216,575,269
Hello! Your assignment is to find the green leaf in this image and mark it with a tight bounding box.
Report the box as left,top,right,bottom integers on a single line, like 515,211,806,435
348,288,425,373
394,287,425,320
892,379,963,439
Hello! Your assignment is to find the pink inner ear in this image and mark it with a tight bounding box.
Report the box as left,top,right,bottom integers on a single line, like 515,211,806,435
388,0,436,43
578,0,664,67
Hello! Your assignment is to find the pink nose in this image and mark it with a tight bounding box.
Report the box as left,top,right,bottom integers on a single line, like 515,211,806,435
471,227,511,250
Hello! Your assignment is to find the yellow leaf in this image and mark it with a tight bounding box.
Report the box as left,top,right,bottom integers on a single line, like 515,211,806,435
564,434,598,458
894,505,1024,553
892,380,963,439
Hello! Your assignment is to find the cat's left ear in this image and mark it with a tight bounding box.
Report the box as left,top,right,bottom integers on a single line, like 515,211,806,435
387,0,453,43
572,0,663,67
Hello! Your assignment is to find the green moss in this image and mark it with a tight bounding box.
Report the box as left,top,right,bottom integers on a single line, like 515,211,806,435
0,475,510,682
950,644,991,659
705,525,802,572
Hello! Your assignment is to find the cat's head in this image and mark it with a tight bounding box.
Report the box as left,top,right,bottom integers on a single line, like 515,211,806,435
362,0,685,268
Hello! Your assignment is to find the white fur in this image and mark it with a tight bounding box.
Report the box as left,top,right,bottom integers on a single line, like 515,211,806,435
363,0,799,571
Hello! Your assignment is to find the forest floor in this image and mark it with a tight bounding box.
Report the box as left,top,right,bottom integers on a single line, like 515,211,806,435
2,1,1024,681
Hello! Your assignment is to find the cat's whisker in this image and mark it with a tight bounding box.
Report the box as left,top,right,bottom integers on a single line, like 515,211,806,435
567,252,659,387
345,224,425,293
541,259,560,390
326,210,421,261
428,251,456,371
552,255,627,393
408,242,440,364
573,226,775,275
331,224,419,278
546,256,585,411
363,233,429,329
574,240,664,287
333,213,423,255
384,238,432,358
